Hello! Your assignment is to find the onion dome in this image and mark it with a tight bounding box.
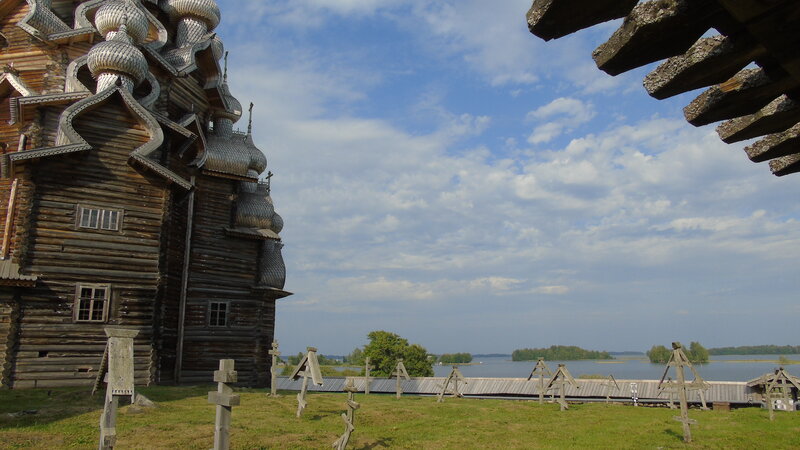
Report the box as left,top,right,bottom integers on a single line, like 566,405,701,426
235,182,274,229
87,24,148,92
258,240,286,289
161,0,221,46
215,52,242,122
210,35,224,61
244,104,267,173
204,133,251,176
161,0,221,30
94,0,149,43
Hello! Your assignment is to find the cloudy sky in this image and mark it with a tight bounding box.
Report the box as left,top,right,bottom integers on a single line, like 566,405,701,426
215,0,800,356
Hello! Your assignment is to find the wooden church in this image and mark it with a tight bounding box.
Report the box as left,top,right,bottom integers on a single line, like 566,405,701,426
0,0,290,388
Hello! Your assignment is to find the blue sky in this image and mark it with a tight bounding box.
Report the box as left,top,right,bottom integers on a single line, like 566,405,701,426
215,0,800,356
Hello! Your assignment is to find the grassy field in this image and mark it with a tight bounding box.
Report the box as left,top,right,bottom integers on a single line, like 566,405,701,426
1,386,799,449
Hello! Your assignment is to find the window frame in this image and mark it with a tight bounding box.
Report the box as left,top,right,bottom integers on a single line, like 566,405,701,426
208,301,230,328
73,284,111,323
76,205,123,231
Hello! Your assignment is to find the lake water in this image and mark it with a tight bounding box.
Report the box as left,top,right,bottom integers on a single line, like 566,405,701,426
431,355,800,382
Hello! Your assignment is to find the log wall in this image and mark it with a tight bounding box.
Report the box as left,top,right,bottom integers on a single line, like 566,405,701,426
11,99,167,388
180,175,275,386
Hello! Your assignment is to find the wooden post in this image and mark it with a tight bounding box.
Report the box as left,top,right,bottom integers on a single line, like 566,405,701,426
673,350,695,443
98,327,139,450
1,178,18,259
363,357,373,395
527,358,552,404
289,347,324,418
390,359,410,399
601,374,619,403
333,379,360,450
268,341,281,396
545,364,579,411
658,343,699,443
207,359,240,450
174,175,196,384
437,366,467,403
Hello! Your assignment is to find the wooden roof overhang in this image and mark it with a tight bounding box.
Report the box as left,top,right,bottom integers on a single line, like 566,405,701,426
251,285,293,299
9,86,194,191
747,367,800,390
527,0,800,177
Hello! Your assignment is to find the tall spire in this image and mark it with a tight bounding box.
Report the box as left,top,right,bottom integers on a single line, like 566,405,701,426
223,51,229,83
247,102,254,136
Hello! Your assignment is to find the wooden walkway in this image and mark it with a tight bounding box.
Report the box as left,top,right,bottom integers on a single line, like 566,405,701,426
277,376,759,405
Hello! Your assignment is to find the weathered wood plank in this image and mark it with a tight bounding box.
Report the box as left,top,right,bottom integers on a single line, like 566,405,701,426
745,122,800,162
717,95,800,143
684,68,800,126
526,0,638,41
593,0,723,76
769,152,800,176
644,34,766,100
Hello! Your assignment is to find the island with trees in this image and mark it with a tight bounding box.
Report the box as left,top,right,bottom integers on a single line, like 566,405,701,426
647,342,709,364
437,353,473,364
512,345,613,361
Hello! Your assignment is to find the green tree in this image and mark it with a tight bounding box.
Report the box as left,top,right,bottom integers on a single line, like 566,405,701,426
361,330,433,377
344,347,364,366
687,341,709,363
647,345,671,364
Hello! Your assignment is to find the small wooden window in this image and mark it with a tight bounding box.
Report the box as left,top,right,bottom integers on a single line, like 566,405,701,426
74,284,110,323
77,205,122,231
209,302,229,327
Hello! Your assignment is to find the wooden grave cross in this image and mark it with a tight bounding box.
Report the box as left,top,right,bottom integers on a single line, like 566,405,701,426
208,359,240,450
600,374,620,403
363,357,374,395
657,342,706,443
289,347,324,417
268,340,281,397
332,379,361,450
437,366,467,403
545,364,579,411
389,359,411,399
97,327,139,450
527,357,553,404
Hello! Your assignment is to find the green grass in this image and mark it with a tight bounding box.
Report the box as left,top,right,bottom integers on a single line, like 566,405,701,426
1,386,799,448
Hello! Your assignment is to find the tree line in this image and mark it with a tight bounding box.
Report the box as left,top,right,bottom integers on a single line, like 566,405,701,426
511,345,613,361
708,345,800,355
647,342,709,364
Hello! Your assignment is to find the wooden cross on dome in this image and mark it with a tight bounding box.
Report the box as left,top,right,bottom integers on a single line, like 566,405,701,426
389,359,411,399
289,347,324,417
527,357,553,404
545,364,579,411
437,366,467,403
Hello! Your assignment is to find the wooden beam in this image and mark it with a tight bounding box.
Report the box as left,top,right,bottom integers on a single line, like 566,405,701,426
593,0,722,76
769,152,800,176
644,34,766,100
526,0,638,41
684,68,800,126
717,95,800,143
745,122,800,162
